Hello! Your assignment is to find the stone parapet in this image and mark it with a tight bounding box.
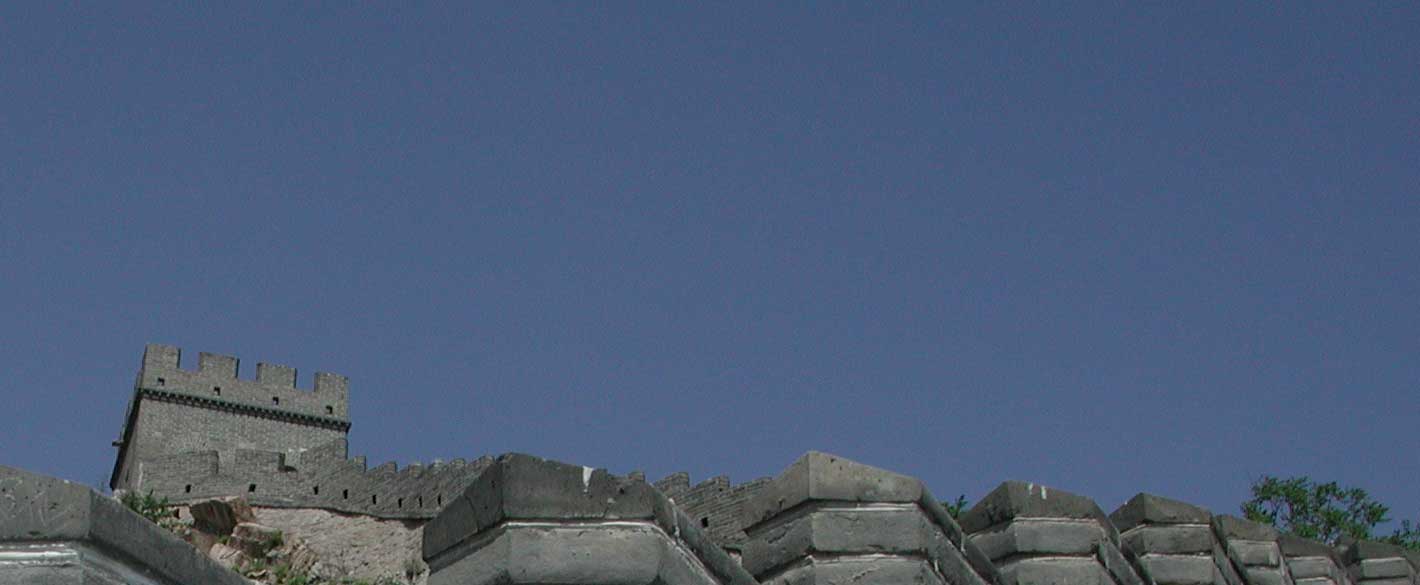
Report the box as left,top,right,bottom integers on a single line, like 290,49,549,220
1109,493,1241,585
0,465,248,585
424,453,755,585
739,451,998,585
960,481,1142,585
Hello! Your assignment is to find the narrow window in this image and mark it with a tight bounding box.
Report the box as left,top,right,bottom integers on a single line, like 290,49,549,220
272,396,280,405
418,496,424,507
326,405,334,415
174,510,181,518
437,494,442,506
701,517,710,528
313,485,320,495
343,489,349,499
185,484,192,493
372,494,378,505
156,377,166,386
248,483,256,493
397,498,404,508
214,386,221,396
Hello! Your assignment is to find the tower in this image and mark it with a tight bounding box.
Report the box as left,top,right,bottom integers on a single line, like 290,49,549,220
109,344,351,496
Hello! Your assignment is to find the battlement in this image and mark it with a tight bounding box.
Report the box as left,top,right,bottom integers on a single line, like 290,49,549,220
133,439,492,520
138,344,349,422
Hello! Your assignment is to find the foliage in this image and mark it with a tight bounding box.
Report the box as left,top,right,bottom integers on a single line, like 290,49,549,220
1242,475,1418,549
946,494,970,519
119,490,183,531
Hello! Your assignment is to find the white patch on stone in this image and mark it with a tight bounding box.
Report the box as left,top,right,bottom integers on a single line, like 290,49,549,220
1042,487,1048,499
582,466,594,492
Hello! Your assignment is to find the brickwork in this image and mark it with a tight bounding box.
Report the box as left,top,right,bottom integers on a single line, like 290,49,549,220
655,473,773,550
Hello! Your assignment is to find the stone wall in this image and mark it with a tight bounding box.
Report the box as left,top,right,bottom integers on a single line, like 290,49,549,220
137,439,493,520
0,465,248,585
112,344,352,494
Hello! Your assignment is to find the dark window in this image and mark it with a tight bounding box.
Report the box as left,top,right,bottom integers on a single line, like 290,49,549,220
248,483,256,493
343,489,349,499
185,484,192,493
214,386,221,396
156,377,165,386
398,498,404,508
272,396,280,405
701,517,709,528
326,405,334,415
437,494,442,506
372,495,378,505
174,510,181,518
418,496,424,507
313,486,320,495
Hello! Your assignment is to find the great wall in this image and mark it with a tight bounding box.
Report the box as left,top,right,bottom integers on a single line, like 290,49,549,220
2,344,1416,585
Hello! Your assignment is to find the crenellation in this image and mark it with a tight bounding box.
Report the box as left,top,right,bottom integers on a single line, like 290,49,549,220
198,352,240,378
257,362,298,387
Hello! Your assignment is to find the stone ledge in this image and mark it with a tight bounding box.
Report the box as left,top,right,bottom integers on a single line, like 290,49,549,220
0,465,248,585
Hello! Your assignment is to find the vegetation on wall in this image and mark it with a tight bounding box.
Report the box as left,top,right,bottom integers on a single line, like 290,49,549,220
1242,475,1418,550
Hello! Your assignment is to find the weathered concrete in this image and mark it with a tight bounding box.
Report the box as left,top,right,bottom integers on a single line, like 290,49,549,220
425,453,756,585
0,465,247,585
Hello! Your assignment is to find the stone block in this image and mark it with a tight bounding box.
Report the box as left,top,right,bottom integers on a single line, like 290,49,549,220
1136,555,1219,585
1356,559,1413,580
743,506,930,575
424,453,664,560
1241,568,1290,585
1122,525,1216,555
1214,516,1280,543
428,523,735,585
960,482,1117,544
743,452,923,529
1231,540,1283,568
972,518,1107,560
761,557,945,585
1287,558,1340,580
999,557,1113,585
1111,495,1214,532
1279,536,1340,560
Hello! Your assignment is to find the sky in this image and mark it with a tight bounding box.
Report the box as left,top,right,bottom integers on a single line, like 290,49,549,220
2,4,1416,530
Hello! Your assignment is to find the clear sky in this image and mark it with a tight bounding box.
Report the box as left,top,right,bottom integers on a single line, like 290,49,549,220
2,4,1416,530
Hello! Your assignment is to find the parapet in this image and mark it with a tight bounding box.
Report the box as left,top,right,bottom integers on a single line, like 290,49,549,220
423,453,755,585
137,343,350,424
0,465,249,584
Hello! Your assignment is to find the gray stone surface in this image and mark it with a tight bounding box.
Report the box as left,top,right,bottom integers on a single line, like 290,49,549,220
0,465,248,585
1111,494,1213,533
742,452,923,529
963,482,1140,585
1121,524,1216,555
960,482,1119,544
1134,555,1219,585
739,452,997,585
425,453,756,585
1214,516,1281,543
973,518,1108,560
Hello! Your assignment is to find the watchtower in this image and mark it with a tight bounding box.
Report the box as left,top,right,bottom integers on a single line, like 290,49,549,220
109,344,351,495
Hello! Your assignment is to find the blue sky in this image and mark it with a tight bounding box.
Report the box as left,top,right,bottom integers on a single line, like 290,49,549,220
2,4,1416,529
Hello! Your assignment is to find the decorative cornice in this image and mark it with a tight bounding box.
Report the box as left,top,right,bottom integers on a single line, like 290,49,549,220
135,388,352,432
